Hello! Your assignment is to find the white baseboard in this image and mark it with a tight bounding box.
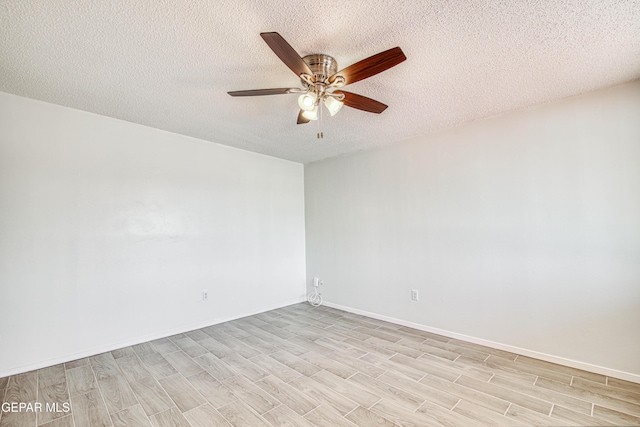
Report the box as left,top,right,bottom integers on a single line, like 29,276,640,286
322,301,640,385
0,297,305,378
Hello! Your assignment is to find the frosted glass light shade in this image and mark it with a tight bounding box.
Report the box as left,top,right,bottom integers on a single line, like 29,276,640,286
301,106,318,120
324,96,344,116
298,93,316,111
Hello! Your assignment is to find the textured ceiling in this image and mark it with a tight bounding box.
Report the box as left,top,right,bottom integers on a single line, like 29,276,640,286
1,1,639,163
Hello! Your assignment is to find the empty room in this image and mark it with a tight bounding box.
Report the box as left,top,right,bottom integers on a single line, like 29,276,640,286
1,1,639,426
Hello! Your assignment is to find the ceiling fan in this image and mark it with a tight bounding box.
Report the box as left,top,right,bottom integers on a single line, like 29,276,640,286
228,32,407,126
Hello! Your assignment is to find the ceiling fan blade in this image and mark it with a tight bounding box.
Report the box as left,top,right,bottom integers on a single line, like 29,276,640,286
260,32,313,77
297,110,310,124
228,88,295,97
330,47,406,85
336,91,388,113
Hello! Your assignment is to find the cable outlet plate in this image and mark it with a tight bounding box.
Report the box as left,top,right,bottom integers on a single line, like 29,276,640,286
411,290,419,301
203,290,209,301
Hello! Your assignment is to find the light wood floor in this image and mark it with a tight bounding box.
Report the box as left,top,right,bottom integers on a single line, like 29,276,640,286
1,303,639,427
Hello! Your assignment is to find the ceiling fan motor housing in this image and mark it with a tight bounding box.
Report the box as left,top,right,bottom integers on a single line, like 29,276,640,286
303,54,338,83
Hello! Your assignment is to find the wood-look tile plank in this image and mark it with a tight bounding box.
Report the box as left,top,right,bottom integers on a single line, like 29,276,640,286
455,355,538,384
314,337,366,356
326,325,378,342
250,354,302,383
185,330,210,342
486,355,572,384
128,375,174,416
375,326,429,343
536,376,640,417
219,354,269,382
194,353,235,381
393,338,459,361
0,376,9,391
297,351,356,379
593,404,640,426
288,375,359,416
149,407,191,427
38,365,66,387
419,374,511,414
67,365,97,397
163,351,204,378
397,326,451,343
505,404,573,426
64,358,90,370
453,399,526,426
111,405,153,427
572,376,640,404
344,406,398,427
116,355,152,383
370,399,439,427
416,400,487,427
150,338,180,355
517,355,607,384
489,373,592,414
304,405,359,427
418,353,494,382
377,371,459,410
241,324,310,356
327,350,385,378
132,343,157,358
353,327,402,343
0,409,36,427
348,373,425,411
111,347,137,359
550,405,613,426
90,353,122,380
183,404,232,427
221,375,279,415
186,371,236,408
240,335,280,355
218,323,251,339
97,374,138,414
608,377,640,394
255,375,318,416
287,336,334,355
310,370,381,409
389,353,459,382
4,372,38,403
423,338,491,361
37,415,74,427
359,353,425,381
451,339,517,361
70,390,111,427
217,400,271,427
157,374,206,413
1,374,38,427
268,351,321,377
364,337,423,358
139,352,179,380
456,374,553,415
254,323,297,340
37,382,71,425
205,331,262,359
173,337,208,358
262,404,316,427
198,338,236,359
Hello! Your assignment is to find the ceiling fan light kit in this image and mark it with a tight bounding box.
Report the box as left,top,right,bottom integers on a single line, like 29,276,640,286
228,32,406,133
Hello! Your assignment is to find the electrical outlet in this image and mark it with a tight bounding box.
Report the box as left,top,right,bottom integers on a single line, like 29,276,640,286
202,290,209,301
411,290,419,301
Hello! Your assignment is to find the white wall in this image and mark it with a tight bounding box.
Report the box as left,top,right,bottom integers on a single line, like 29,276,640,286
305,81,640,378
0,92,306,377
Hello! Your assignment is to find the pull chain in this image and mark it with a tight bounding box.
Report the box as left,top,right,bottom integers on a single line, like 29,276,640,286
317,99,324,139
